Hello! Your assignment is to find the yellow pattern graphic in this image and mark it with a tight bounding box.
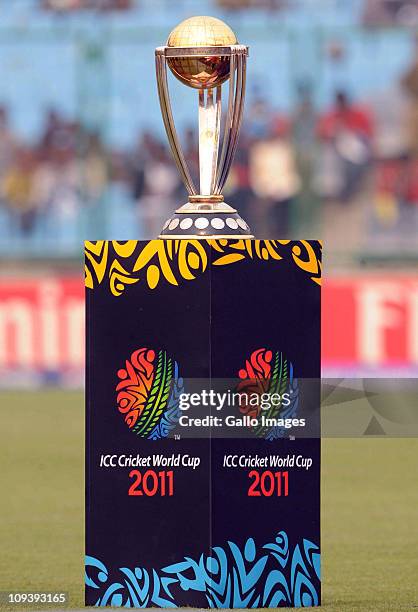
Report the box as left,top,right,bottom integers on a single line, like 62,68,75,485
85,239,321,296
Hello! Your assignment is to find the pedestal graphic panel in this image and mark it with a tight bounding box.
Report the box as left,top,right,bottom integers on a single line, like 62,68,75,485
85,239,322,608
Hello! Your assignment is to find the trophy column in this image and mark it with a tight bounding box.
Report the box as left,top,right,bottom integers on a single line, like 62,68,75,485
85,238,322,608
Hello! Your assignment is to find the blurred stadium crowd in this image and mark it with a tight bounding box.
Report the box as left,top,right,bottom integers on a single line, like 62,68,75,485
1,78,418,248
0,0,417,259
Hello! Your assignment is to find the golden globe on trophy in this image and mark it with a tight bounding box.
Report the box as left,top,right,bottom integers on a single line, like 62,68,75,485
155,16,253,239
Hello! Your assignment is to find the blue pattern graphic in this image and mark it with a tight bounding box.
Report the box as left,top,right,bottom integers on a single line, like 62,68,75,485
86,531,320,608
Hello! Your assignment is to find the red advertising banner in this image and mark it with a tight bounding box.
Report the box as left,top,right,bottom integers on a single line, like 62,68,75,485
322,276,418,373
0,276,84,385
0,274,417,383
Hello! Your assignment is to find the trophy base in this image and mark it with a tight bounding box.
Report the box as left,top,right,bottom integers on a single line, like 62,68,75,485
159,203,253,239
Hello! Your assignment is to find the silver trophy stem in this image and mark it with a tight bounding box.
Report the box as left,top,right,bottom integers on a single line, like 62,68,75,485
198,87,221,196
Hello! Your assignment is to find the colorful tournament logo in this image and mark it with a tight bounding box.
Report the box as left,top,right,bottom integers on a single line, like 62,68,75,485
116,348,183,440
237,348,299,440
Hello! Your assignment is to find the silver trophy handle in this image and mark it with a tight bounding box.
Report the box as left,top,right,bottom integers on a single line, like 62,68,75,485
215,48,247,195
155,49,197,196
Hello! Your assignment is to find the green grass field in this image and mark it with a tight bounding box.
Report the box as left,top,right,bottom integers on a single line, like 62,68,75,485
0,390,417,611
